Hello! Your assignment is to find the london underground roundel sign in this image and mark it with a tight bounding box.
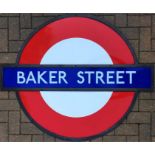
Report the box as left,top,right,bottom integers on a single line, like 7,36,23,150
1,15,153,141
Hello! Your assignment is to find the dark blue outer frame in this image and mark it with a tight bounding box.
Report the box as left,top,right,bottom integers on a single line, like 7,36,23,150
14,14,141,141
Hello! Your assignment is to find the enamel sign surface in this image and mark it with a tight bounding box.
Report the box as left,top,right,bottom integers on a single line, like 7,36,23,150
1,15,153,141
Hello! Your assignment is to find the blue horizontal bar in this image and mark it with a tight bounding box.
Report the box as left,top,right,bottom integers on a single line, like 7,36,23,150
2,65,153,90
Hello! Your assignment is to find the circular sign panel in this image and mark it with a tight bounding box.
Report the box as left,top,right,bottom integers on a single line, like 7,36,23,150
17,15,137,141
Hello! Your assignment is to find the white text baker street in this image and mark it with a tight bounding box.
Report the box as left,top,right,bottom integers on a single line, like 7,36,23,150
17,70,136,85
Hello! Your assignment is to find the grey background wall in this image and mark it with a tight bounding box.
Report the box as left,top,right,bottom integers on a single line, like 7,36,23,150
0,13,154,142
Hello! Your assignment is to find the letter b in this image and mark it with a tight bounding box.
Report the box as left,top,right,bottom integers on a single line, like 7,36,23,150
17,71,25,84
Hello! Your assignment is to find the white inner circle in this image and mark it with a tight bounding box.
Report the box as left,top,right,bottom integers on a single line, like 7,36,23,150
40,38,113,118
